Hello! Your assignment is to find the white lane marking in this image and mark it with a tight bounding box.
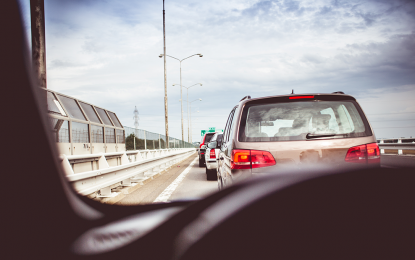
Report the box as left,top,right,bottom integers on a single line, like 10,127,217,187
153,157,198,203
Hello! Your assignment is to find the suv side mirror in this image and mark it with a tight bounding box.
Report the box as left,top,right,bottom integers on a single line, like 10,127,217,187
208,141,217,149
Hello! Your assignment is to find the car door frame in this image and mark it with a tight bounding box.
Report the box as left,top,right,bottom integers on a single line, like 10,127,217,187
218,106,238,186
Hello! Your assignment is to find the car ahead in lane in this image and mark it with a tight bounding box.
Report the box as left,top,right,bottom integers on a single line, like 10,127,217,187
204,133,223,181
217,93,380,189
198,132,217,167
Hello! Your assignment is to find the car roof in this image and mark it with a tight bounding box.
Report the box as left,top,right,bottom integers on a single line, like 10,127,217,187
238,93,356,106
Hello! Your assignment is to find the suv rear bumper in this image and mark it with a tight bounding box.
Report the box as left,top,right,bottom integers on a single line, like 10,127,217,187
206,159,217,170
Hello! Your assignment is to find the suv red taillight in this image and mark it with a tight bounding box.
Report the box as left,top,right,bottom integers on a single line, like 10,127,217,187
231,149,276,169
345,143,380,164
210,149,216,159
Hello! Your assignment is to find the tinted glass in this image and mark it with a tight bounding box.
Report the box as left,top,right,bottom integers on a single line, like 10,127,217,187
116,129,125,143
105,128,116,143
222,110,233,142
49,118,69,143
57,95,86,120
224,109,236,142
47,92,66,116
239,101,371,142
217,134,223,143
72,122,89,143
108,112,122,127
91,125,104,143
205,133,215,143
79,102,101,124
95,107,113,126
210,134,218,142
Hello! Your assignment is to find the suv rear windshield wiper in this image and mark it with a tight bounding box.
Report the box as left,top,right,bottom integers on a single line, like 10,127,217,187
306,133,337,139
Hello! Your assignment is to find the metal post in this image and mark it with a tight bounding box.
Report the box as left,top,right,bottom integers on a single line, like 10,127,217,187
30,0,47,88
187,88,190,143
190,105,192,143
180,62,184,141
163,0,169,148
398,138,403,155
144,130,147,150
380,139,384,154
133,134,136,150
159,134,161,149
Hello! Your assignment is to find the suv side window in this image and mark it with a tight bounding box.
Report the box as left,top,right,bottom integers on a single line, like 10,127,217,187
217,134,223,144
228,106,239,143
222,109,233,143
223,108,236,143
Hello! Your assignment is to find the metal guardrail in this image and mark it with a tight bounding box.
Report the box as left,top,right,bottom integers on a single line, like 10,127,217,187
60,148,196,197
378,139,415,155
378,143,415,150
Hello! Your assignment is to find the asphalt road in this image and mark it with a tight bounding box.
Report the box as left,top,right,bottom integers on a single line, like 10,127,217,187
116,154,217,205
381,154,415,168
115,153,414,206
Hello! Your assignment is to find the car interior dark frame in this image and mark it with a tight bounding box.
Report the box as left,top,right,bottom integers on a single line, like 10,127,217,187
3,1,415,260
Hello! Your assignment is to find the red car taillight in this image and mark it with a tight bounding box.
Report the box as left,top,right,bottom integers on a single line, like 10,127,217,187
210,149,216,159
251,150,276,168
231,150,251,169
231,149,276,169
367,143,381,164
345,143,380,164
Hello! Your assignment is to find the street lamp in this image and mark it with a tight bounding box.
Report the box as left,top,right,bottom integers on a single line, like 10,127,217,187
188,98,202,143
173,83,202,142
159,53,203,141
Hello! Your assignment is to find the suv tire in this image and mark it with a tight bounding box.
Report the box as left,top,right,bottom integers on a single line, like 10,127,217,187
206,168,217,181
199,158,204,167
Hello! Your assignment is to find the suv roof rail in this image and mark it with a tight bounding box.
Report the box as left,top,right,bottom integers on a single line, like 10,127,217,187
332,91,345,94
240,96,251,102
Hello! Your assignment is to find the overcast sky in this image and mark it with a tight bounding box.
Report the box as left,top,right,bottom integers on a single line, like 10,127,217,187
19,0,415,140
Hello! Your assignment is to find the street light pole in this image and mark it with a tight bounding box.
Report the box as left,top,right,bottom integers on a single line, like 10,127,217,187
159,54,203,142
180,61,183,142
162,0,168,148
173,83,202,142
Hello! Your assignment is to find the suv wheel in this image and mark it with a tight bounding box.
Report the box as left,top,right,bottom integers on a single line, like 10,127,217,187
206,167,217,181
199,158,204,167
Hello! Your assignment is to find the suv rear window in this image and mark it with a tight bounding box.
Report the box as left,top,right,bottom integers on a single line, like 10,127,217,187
204,133,215,143
239,100,372,142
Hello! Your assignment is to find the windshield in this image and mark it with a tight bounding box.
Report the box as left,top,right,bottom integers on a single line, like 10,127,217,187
18,0,415,206
239,100,372,142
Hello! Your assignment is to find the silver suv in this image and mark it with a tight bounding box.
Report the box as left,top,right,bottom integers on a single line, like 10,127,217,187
217,93,380,189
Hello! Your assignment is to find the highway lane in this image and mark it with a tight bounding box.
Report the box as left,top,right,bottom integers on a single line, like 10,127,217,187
115,153,414,205
168,158,218,202
381,154,415,168
116,154,217,205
